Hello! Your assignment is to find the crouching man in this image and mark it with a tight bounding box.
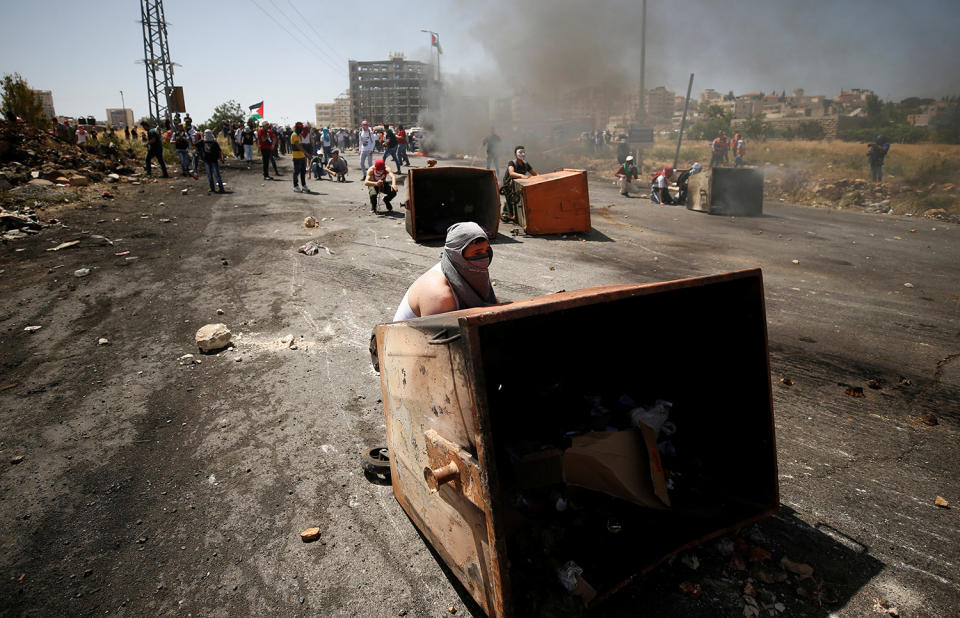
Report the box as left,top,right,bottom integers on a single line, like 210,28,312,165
364,158,397,213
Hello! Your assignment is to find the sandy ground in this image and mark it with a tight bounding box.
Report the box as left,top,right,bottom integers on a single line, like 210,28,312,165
1,150,957,617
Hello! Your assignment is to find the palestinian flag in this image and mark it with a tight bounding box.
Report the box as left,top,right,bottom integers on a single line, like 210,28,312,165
248,101,264,122
431,33,442,54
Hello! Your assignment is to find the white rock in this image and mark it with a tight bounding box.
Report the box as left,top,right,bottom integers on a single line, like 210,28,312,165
178,353,197,365
74,268,91,277
98,338,109,346
195,323,232,352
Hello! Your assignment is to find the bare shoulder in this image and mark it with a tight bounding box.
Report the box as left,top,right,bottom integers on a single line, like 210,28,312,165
409,270,457,317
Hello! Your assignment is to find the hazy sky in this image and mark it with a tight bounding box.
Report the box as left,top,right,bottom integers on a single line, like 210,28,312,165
1,0,958,125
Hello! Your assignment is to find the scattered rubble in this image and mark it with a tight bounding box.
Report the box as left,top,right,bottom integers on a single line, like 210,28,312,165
304,216,319,228
23,325,42,333
74,268,90,278
195,323,232,353
97,338,109,346
178,354,198,366
935,496,949,508
300,527,321,542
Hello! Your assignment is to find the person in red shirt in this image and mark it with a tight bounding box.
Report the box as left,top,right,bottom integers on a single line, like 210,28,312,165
256,121,280,180
396,125,411,167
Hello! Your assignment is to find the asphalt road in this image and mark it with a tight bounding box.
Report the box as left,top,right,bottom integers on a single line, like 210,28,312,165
1,151,957,617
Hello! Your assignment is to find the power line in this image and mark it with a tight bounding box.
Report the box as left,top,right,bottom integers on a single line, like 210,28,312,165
284,0,350,67
248,0,346,78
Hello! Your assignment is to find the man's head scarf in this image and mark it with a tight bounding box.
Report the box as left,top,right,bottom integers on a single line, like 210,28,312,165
440,222,497,308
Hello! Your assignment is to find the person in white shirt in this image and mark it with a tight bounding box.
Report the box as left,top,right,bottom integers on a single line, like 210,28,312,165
358,120,376,178
75,125,88,147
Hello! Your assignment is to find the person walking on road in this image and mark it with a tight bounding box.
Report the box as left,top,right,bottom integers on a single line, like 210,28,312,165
482,128,502,177
202,129,226,193
359,120,376,178
364,158,397,213
241,123,256,166
383,127,402,173
173,125,193,177
142,121,169,178
257,122,278,180
396,125,411,167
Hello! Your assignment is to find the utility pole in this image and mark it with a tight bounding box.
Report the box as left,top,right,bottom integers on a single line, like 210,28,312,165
139,0,175,126
674,73,695,169
119,90,126,127
639,0,646,125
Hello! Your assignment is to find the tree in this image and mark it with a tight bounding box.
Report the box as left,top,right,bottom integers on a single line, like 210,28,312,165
742,114,769,140
206,100,245,129
865,93,882,119
1,73,49,129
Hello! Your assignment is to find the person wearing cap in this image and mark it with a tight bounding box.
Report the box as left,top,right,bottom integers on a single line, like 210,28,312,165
290,122,310,193
501,145,537,222
326,149,348,182
674,162,702,205
364,159,397,213
393,222,497,321
359,120,376,178
650,165,676,205
201,129,226,193
615,155,640,197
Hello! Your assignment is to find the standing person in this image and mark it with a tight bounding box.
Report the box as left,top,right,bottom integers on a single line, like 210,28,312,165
290,122,309,193
501,146,537,222
326,149,348,182
359,120,376,178
615,155,640,197
124,125,131,141
396,125,411,167
241,122,256,165
650,165,675,205
75,124,88,148
675,162,702,205
383,127,401,173
482,128,501,176
733,135,746,167
191,127,205,176
710,132,723,168
202,129,226,193
364,158,397,213
321,126,332,161
173,125,192,176
142,121,169,178
720,131,730,164
256,121,276,180
867,135,890,183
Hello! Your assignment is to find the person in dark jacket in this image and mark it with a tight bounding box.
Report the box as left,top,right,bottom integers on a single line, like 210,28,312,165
202,130,225,193
867,135,890,183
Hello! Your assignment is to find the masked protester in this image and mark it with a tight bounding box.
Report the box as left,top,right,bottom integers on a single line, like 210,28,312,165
501,145,537,222
394,222,497,321
364,158,397,213
650,165,675,205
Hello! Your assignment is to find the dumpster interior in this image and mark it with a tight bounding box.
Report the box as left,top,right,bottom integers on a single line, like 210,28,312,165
476,279,777,613
408,167,501,240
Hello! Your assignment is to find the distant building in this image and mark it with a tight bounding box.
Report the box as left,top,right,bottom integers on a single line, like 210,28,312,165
644,86,675,126
106,108,134,128
348,53,435,127
33,90,55,120
315,103,335,127
834,88,875,110
333,93,351,128
734,94,763,119
699,89,723,106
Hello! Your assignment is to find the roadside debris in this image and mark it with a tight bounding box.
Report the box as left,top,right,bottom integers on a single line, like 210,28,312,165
300,527,321,543
917,412,938,426
297,240,333,256
874,596,899,616
303,216,319,228
46,240,80,252
74,268,91,278
935,496,949,508
23,325,42,333
791,259,800,264
903,282,914,288
678,581,702,599
779,378,795,386
779,556,814,579
178,354,199,366
195,323,232,353
10,455,24,464
97,338,109,346
865,378,883,390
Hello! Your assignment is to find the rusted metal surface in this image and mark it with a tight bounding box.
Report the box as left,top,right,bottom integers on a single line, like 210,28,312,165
377,268,777,617
404,166,501,242
687,167,764,216
514,168,591,235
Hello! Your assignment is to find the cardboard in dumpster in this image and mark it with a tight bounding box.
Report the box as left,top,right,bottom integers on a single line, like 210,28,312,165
517,426,670,509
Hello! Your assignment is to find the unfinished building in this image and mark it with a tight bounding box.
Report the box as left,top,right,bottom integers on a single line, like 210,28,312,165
349,54,434,127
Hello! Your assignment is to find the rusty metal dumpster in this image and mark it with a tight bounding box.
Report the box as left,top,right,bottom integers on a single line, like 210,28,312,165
514,169,591,235
405,166,501,242
687,167,764,216
376,269,778,617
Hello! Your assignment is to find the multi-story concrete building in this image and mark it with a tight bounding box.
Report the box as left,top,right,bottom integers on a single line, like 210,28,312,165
33,90,55,120
106,108,134,128
348,53,434,127
315,103,335,127
644,86,675,126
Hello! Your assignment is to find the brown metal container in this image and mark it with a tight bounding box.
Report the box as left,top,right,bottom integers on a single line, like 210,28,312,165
404,166,501,242
376,269,778,617
687,167,764,216
514,169,591,235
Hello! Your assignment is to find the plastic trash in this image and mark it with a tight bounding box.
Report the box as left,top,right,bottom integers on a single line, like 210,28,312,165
630,400,673,435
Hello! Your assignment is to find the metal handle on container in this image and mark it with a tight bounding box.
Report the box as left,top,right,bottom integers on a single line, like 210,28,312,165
424,461,459,491
428,329,462,345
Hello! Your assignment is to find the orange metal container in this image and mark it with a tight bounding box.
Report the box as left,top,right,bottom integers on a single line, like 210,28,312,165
376,269,778,617
514,169,591,235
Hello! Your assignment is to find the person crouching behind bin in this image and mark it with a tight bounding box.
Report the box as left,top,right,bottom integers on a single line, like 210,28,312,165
650,165,675,205
371,222,498,372
616,155,640,197
394,222,497,321
364,158,397,213
674,162,702,205
501,146,537,222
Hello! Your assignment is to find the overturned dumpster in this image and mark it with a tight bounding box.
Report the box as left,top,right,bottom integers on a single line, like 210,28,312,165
687,167,764,216
405,166,501,242
513,169,591,235
376,269,778,617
